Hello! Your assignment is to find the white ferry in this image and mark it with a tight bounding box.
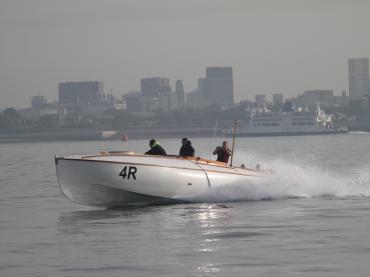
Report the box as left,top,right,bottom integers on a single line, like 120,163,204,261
225,105,348,137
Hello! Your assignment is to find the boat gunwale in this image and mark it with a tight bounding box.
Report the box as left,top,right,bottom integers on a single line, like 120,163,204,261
56,156,261,178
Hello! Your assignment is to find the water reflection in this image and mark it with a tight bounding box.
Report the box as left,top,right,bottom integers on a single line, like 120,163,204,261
57,205,157,235
196,263,221,275
177,204,232,276
58,203,232,234
57,203,233,275
178,204,232,229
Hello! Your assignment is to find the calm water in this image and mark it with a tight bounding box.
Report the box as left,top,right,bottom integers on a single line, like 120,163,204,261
1,133,370,276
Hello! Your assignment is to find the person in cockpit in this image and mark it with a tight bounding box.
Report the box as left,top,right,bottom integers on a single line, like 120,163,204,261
145,139,167,156
179,138,195,157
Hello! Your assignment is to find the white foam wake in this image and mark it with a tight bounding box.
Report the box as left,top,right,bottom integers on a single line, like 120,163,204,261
202,154,370,202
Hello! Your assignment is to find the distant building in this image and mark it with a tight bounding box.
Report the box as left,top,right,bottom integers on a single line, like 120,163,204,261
140,77,171,98
186,89,203,108
293,90,348,108
302,90,333,107
140,97,160,113
255,94,266,107
348,58,370,101
123,91,142,112
138,77,173,112
31,96,48,109
175,80,185,108
19,96,57,123
272,94,284,106
159,91,171,112
361,93,370,109
239,100,253,110
198,67,234,107
58,81,104,106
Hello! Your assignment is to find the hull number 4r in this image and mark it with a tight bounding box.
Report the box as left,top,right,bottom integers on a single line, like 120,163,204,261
119,166,137,180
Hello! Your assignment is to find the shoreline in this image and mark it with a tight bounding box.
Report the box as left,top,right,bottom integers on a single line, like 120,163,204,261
0,127,220,143
0,128,365,144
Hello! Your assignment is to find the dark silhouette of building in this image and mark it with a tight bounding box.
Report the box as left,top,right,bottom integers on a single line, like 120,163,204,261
123,91,141,112
283,102,294,112
298,90,334,107
255,94,266,107
175,80,185,106
348,58,370,101
199,67,234,107
273,94,284,106
140,77,171,98
31,96,49,109
58,81,104,106
186,89,203,108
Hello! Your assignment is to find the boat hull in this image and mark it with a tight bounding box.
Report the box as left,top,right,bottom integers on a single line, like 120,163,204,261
55,153,261,207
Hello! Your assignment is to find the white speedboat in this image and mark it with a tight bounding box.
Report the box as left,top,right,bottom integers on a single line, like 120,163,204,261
55,152,263,207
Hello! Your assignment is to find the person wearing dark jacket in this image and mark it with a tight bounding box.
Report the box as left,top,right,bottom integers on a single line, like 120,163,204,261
179,138,195,157
213,141,232,163
145,139,167,156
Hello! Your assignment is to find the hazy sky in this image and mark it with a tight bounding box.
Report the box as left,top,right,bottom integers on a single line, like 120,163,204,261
1,0,370,109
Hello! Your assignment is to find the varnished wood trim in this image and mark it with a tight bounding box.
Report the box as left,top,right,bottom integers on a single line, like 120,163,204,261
88,153,227,167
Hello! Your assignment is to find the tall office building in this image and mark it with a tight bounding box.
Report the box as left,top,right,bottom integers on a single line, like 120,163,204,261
348,58,370,101
273,94,284,106
255,94,266,107
140,77,171,98
199,67,234,107
175,80,185,105
58,81,104,106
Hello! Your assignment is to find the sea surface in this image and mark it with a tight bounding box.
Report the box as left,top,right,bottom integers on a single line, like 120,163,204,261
1,133,370,277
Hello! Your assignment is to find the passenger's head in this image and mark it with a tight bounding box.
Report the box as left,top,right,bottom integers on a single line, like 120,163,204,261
222,141,228,148
149,139,156,148
181,137,187,145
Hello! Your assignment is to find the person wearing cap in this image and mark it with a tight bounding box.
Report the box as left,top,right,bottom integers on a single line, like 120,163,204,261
213,141,232,163
179,138,195,157
145,139,167,156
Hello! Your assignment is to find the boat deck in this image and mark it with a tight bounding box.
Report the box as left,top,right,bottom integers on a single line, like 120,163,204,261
96,151,228,167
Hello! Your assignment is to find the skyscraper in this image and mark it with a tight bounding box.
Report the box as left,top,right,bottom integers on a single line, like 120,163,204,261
58,81,104,106
140,77,171,98
348,58,370,101
200,67,234,107
175,80,185,106
273,93,284,106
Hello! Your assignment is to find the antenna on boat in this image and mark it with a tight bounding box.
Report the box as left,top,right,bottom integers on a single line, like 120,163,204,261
209,120,218,160
230,120,238,167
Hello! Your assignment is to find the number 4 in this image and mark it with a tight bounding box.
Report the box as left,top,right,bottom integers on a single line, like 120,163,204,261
119,166,137,180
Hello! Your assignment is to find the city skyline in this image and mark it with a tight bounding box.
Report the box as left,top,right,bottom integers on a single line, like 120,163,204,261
1,0,370,109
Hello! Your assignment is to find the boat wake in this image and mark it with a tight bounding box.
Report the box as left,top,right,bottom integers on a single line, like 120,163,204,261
56,152,370,206
199,154,370,202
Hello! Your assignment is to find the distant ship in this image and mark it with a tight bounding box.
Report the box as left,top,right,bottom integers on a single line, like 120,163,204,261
224,104,348,137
